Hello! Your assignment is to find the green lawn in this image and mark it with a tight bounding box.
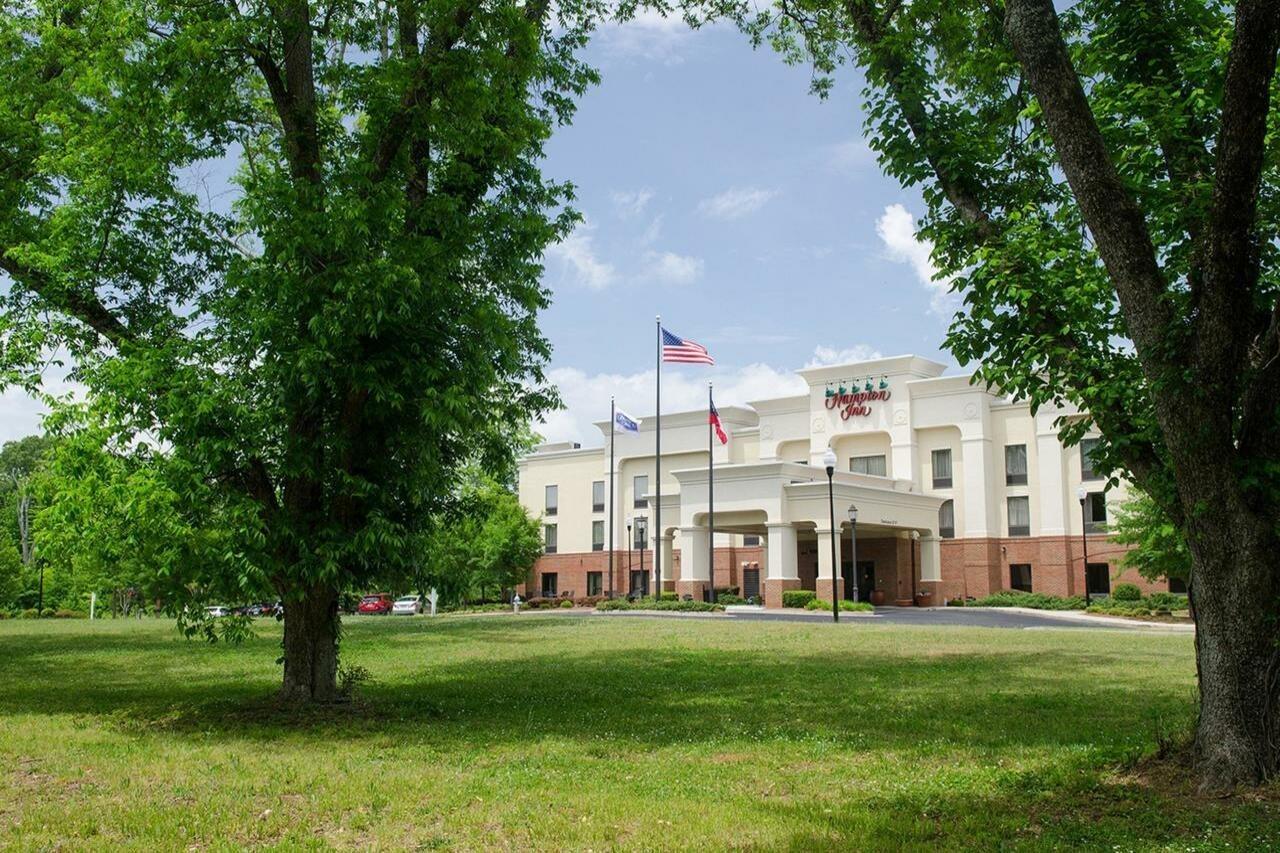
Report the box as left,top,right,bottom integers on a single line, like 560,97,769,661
0,615,1275,850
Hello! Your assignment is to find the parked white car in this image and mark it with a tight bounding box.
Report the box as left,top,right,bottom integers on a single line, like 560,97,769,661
392,595,422,616
205,605,231,618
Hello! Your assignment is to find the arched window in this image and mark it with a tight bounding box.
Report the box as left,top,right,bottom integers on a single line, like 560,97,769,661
939,500,955,539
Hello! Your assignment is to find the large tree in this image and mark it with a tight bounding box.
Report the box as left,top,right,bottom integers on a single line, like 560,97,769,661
0,0,597,701
730,0,1280,790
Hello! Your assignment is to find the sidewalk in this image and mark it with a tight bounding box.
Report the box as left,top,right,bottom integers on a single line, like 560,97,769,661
990,606,1195,632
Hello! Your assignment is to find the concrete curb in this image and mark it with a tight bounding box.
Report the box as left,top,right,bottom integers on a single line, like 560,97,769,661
980,606,1195,632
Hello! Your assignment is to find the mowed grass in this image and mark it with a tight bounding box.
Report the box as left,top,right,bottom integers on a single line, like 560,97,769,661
0,616,1276,851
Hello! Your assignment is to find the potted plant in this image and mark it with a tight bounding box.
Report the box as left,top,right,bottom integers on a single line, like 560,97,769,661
915,590,934,608
870,588,886,606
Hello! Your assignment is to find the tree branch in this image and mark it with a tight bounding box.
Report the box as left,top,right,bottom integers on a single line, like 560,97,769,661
0,254,134,347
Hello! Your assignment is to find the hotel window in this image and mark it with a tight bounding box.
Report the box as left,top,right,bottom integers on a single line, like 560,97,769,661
633,475,649,508
1005,444,1028,485
1081,438,1102,481
939,500,955,539
591,521,604,551
541,572,558,597
1009,563,1033,592
1007,496,1031,537
543,524,557,554
931,449,953,488
743,534,760,547
850,454,887,476
544,484,558,516
592,480,605,513
1084,491,1107,533
587,572,602,596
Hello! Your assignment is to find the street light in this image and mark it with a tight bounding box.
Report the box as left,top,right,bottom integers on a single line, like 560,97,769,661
848,504,860,606
1077,485,1091,606
910,529,920,603
822,448,839,622
636,515,648,597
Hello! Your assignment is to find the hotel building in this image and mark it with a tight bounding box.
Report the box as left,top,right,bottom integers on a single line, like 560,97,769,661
517,354,1166,607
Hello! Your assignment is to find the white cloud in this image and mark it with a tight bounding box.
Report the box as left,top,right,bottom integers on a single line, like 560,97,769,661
827,138,877,176
638,215,663,247
543,221,616,291
535,362,807,446
697,186,778,220
596,9,696,65
643,250,704,285
0,359,85,443
875,203,960,318
610,189,654,218
804,344,883,368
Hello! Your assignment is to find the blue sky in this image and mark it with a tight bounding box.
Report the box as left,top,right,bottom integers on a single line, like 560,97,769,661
534,15,957,445
0,15,957,445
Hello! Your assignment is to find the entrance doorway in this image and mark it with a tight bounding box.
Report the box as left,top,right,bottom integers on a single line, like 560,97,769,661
844,560,875,602
742,567,760,601
1086,563,1111,597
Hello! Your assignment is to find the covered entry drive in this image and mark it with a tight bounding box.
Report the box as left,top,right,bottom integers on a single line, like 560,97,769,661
661,462,944,608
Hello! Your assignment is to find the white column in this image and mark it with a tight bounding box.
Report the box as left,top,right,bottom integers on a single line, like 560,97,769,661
765,522,798,580
660,534,675,586
681,526,709,582
1036,422,1066,536
920,534,942,582
815,527,843,580
960,435,995,537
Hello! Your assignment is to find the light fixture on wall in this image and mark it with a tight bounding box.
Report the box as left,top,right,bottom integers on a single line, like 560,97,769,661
879,375,888,389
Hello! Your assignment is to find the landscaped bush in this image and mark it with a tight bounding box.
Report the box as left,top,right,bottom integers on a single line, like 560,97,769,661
946,598,967,607
573,596,604,608
19,608,39,619
715,593,747,605
559,599,574,608
596,598,724,613
522,597,555,609
965,591,1087,610
1088,601,1152,617
1145,592,1189,611
53,609,86,619
0,611,8,619
1112,583,1142,602
658,591,679,601
804,598,874,613
715,586,739,598
40,608,55,618
782,590,817,608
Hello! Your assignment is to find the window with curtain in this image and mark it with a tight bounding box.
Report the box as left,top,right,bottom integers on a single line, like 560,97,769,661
544,484,558,516
633,475,649,508
587,572,602,596
1007,496,1031,536
543,524,557,553
850,455,887,476
1005,444,1028,485
592,521,604,551
1084,492,1108,533
931,448,953,488
1081,438,1102,481
939,500,955,538
540,573,558,597
592,480,605,512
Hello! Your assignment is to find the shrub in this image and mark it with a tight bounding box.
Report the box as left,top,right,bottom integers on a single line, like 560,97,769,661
559,599,574,608
0,611,8,619
715,593,746,605
804,598,874,613
19,608,39,619
1145,592,1189,611
967,591,1086,610
946,598,966,607
522,597,553,609
573,596,604,608
1112,583,1142,602
715,586,740,597
53,609,85,619
1088,601,1151,617
40,608,55,618
782,590,817,608
658,591,679,601
595,598,724,613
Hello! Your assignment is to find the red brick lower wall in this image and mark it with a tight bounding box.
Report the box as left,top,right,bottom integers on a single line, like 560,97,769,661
527,536,1160,606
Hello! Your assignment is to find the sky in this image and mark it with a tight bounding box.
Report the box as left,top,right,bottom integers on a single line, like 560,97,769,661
0,14,958,447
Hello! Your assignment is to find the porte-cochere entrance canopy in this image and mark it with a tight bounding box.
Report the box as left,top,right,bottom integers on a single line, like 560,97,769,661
648,462,944,605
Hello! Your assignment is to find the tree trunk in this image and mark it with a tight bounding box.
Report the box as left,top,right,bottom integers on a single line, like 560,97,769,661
279,585,341,704
1187,501,1280,793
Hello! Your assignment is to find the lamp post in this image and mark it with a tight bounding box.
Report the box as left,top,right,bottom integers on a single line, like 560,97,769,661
636,515,648,597
822,448,839,622
1077,485,1091,606
848,503,860,607
626,516,633,597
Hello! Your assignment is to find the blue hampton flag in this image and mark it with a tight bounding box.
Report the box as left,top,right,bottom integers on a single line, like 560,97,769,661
614,409,640,434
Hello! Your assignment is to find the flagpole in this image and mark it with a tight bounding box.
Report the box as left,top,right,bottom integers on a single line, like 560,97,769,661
608,396,615,600
708,380,715,604
654,315,662,599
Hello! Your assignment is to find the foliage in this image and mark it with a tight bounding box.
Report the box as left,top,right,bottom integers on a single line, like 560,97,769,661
1112,583,1143,602
1112,489,1192,586
966,591,1087,611
781,589,817,608
0,0,600,697
596,598,724,613
803,598,874,612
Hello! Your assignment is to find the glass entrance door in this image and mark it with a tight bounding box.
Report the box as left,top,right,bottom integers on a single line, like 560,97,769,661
1086,563,1111,597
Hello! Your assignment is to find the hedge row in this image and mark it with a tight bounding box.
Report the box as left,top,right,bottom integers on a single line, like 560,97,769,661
781,590,817,608
596,598,724,613
964,591,1087,610
804,598,874,613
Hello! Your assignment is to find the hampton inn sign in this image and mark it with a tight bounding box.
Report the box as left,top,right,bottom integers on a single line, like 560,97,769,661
518,354,1171,608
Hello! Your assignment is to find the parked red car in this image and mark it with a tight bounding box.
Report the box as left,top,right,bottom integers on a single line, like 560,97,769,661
357,593,394,615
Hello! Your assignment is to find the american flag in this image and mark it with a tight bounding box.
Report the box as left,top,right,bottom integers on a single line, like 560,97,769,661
661,327,715,365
